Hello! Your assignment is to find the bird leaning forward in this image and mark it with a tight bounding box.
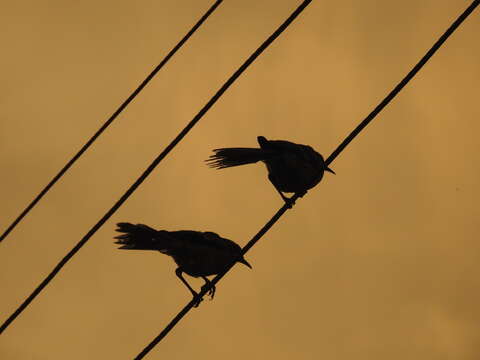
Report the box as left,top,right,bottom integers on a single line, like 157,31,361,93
114,222,251,307
206,136,335,207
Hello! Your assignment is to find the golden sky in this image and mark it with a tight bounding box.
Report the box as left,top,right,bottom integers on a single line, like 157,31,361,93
1,1,479,359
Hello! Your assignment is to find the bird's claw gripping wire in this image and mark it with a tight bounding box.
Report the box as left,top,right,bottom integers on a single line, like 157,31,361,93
275,187,295,209
282,191,305,209
288,190,308,208
201,278,216,300
192,293,204,308
192,283,215,307
283,197,295,209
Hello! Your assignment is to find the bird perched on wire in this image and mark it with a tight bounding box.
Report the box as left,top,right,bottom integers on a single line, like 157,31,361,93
114,222,251,307
206,136,335,206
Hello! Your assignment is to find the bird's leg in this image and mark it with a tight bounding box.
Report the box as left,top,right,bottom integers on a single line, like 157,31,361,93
273,185,295,208
201,276,216,300
175,268,203,307
268,175,294,208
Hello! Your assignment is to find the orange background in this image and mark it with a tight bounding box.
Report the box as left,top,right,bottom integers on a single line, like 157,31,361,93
1,1,479,359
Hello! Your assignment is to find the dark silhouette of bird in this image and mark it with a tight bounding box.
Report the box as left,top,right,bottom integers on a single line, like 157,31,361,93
114,222,251,307
206,136,335,206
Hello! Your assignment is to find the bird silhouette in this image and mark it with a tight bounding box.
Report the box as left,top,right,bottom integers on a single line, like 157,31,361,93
114,222,251,307
206,136,335,206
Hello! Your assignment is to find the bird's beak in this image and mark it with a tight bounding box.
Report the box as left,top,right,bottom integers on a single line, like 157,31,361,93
239,257,252,269
325,166,335,175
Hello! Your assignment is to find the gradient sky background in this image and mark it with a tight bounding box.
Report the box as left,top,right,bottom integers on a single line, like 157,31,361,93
1,1,479,359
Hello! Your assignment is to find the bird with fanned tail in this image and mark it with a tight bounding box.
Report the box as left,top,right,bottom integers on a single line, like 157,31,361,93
114,222,251,307
206,136,335,206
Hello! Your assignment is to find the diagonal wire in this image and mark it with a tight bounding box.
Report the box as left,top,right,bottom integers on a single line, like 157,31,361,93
325,0,480,166
0,0,224,244
133,201,292,360
0,0,315,336
132,1,479,358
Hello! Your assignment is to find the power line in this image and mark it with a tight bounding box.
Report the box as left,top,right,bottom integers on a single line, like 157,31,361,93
0,0,224,244
0,0,316,336
134,201,292,360
325,0,480,166
132,1,480,358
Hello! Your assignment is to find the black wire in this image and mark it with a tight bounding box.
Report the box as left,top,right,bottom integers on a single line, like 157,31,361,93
134,202,291,360
326,0,480,166
0,0,314,336
0,0,224,244
132,1,480,358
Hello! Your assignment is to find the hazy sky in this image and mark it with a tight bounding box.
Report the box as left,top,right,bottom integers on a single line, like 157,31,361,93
1,1,479,359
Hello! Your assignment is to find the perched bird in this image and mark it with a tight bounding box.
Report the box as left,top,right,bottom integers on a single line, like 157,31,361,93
114,222,251,306
206,136,335,205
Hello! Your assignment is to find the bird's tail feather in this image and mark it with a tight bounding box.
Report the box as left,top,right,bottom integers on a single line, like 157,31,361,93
114,222,170,251
206,148,265,169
